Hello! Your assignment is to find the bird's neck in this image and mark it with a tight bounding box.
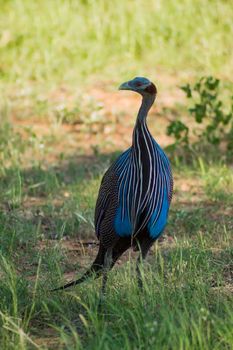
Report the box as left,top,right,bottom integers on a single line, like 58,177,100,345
137,94,155,123
132,94,155,146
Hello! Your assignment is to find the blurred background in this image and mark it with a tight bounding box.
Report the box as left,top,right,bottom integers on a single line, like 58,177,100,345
1,0,233,160
0,1,232,349
1,0,233,83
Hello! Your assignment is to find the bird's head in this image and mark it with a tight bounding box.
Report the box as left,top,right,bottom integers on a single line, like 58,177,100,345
119,77,157,96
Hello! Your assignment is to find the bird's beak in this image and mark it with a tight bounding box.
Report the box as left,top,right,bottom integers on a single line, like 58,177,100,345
118,81,131,90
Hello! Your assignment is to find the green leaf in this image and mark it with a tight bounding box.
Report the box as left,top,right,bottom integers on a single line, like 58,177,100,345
180,84,192,98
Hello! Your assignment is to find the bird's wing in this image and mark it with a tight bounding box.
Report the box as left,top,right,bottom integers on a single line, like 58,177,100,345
94,149,131,240
94,166,119,239
94,170,113,238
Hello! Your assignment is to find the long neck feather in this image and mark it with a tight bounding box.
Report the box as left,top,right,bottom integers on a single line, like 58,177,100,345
132,94,155,147
137,94,155,123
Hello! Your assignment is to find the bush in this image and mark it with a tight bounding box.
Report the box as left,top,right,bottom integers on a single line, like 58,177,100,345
167,76,233,155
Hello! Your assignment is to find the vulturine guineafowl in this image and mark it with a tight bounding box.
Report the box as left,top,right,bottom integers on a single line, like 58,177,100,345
53,77,173,293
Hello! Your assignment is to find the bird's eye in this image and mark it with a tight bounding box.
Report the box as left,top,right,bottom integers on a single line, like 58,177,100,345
134,81,142,87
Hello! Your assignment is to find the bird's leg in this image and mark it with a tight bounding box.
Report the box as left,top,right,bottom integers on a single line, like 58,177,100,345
99,247,112,306
136,255,145,290
136,239,154,289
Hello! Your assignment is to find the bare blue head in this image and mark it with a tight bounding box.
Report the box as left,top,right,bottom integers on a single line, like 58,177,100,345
119,77,157,97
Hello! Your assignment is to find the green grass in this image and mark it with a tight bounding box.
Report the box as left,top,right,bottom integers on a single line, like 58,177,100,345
0,119,232,349
0,1,233,348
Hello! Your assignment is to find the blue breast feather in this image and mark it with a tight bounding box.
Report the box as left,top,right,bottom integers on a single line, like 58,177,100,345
114,188,169,239
147,188,169,239
113,144,171,239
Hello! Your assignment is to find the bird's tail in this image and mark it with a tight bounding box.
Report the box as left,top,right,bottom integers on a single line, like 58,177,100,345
51,239,131,292
51,244,106,292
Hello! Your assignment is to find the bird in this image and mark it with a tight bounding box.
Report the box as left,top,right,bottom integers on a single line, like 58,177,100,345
53,77,173,294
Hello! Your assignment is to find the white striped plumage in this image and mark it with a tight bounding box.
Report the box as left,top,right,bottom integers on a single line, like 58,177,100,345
94,77,173,244
111,117,172,239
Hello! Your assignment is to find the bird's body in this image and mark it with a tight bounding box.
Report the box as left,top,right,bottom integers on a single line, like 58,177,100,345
96,129,172,241
54,77,173,292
